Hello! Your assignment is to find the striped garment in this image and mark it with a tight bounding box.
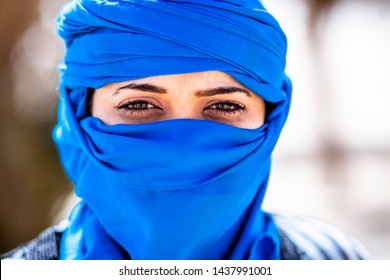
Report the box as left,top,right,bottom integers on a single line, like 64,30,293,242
1,214,370,260
274,215,369,260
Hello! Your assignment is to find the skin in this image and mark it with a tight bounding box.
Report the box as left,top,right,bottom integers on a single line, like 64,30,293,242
92,71,266,129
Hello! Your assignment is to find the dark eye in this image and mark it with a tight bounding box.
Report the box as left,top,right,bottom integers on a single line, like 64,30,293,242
205,101,246,115
117,100,161,112
115,99,164,122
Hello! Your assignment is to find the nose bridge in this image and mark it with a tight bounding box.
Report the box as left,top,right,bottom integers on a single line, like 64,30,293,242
170,100,199,120
169,88,200,120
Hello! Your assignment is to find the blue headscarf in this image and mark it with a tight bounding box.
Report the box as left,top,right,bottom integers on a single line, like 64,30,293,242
54,0,291,259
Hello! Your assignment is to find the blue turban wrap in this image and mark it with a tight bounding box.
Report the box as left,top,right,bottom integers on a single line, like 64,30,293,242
54,0,292,259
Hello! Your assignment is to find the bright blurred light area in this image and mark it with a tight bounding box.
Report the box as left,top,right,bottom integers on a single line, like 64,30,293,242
10,0,65,125
262,0,390,259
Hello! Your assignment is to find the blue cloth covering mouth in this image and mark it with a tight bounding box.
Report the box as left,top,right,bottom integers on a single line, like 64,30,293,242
54,0,292,260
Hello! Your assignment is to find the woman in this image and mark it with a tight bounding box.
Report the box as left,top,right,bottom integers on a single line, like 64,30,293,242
2,0,369,260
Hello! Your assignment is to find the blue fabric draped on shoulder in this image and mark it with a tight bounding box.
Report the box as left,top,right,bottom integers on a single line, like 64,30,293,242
54,0,292,260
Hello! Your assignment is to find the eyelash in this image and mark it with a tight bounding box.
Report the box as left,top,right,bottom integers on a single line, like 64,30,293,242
117,100,162,114
116,100,246,115
204,101,246,115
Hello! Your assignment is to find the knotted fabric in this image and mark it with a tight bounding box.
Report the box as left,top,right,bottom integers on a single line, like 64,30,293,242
54,0,292,259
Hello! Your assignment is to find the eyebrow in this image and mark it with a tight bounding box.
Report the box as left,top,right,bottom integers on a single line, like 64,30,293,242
195,86,251,97
113,83,167,96
113,83,251,97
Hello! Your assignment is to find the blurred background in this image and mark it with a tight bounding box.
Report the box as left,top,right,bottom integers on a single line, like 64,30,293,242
0,0,389,258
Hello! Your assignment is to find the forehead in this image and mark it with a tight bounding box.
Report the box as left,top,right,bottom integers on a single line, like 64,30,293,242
99,71,246,91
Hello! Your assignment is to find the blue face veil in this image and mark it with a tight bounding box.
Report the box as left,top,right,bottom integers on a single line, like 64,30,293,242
54,0,292,259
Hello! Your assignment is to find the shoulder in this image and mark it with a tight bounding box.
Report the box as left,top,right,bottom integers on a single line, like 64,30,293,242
0,222,67,260
274,214,371,260
1,216,370,260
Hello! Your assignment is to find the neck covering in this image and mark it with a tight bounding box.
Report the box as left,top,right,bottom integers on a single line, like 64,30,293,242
54,0,292,260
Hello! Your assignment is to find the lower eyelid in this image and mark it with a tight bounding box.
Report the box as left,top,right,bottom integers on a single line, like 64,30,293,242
209,110,241,116
203,109,244,119
117,107,164,121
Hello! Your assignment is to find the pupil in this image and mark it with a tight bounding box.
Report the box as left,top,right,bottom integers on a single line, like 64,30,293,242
220,103,234,110
133,102,148,109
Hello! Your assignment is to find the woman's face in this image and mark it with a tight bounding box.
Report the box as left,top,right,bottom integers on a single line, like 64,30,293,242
92,71,266,129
